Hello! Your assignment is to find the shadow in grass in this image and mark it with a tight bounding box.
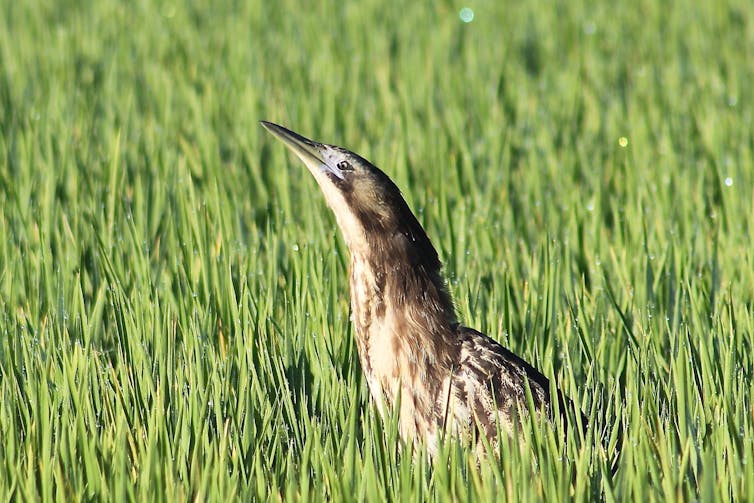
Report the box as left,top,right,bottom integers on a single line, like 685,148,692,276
285,349,317,426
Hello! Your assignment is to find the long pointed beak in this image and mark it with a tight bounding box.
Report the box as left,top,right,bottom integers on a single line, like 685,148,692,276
260,120,329,171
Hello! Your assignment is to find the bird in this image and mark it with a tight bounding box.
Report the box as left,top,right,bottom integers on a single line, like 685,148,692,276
261,121,582,455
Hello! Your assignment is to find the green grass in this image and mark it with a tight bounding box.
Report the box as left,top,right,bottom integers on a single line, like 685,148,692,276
1,0,753,500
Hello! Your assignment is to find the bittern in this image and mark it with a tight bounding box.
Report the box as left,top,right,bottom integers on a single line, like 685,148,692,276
261,121,580,455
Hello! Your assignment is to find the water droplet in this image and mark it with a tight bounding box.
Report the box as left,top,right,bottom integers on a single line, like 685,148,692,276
292,244,300,251
724,177,733,187
459,7,474,23
618,137,628,147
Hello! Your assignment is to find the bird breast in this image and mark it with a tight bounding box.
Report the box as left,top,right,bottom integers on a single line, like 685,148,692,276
348,254,451,444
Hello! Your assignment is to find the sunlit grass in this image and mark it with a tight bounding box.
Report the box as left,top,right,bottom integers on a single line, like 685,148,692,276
1,0,753,500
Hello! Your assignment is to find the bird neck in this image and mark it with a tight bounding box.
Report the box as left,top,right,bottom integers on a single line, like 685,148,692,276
347,241,459,424
348,233,457,342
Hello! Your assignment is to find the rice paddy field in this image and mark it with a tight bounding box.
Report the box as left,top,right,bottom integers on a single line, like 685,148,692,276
1,0,753,500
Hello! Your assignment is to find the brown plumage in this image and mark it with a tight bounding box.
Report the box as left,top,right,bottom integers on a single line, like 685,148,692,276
261,121,580,455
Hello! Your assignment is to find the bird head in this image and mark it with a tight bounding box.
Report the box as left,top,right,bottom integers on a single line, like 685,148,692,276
261,121,434,261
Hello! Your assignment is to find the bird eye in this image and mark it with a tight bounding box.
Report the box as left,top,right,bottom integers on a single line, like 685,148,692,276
337,160,353,172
